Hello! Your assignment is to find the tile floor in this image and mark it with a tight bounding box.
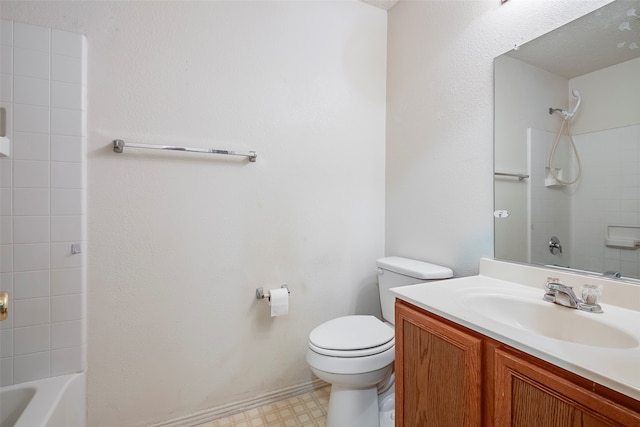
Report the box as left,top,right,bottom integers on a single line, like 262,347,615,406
195,385,330,427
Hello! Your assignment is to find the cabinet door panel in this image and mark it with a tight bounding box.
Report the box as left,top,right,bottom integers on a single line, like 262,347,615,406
396,301,482,427
494,349,640,427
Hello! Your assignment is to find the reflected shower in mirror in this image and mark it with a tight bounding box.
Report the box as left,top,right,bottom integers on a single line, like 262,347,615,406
494,1,640,279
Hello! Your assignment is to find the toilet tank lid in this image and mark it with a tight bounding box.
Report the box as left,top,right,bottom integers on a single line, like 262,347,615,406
376,256,453,279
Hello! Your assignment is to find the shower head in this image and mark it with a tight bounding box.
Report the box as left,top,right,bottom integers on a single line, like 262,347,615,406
569,89,581,117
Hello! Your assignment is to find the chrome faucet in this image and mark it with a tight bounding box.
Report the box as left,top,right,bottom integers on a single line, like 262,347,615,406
543,279,603,313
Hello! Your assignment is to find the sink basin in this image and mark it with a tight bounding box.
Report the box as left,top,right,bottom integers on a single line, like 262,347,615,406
462,292,638,349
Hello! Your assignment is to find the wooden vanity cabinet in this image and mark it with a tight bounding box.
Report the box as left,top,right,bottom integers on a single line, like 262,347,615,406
395,300,483,426
395,299,640,427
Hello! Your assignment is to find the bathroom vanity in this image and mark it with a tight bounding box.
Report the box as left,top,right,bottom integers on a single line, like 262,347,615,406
391,258,640,426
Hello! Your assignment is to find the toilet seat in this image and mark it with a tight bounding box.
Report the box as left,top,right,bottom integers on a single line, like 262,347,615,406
308,315,394,357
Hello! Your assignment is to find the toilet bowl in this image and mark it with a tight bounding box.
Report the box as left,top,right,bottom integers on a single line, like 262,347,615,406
307,315,395,427
307,257,453,427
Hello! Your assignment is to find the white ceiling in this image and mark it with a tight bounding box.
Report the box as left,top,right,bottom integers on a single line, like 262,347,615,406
360,0,398,11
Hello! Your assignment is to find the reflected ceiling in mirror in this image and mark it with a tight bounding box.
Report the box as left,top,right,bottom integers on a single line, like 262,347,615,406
494,1,640,281
509,1,640,79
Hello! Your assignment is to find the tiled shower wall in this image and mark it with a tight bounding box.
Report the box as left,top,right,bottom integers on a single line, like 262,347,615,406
528,127,572,269
572,125,640,278
0,20,86,386
529,125,640,279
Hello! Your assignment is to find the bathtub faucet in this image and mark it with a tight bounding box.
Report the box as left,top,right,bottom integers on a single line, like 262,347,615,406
0,291,7,321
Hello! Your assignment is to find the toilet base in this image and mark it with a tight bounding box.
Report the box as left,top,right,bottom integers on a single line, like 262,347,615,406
379,408,394,427
379,391,395,427
326,384,380,427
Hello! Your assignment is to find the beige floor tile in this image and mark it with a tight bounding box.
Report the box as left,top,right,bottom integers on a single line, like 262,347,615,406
195,385,329,427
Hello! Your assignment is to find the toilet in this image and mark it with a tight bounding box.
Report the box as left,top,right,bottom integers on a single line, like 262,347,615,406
306,256,453,427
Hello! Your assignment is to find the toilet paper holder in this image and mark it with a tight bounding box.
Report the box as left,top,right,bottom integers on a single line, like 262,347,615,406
256,285,290,301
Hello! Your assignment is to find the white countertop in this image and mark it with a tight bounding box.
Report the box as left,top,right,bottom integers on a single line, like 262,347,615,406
390,258,640,401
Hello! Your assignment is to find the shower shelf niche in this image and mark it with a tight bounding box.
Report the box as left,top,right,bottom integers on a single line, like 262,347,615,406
605,225,640,249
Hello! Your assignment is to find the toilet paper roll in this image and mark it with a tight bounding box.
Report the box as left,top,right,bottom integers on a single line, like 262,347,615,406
268,288,289,317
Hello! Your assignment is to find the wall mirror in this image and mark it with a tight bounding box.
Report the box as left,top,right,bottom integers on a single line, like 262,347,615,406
494,1,640,280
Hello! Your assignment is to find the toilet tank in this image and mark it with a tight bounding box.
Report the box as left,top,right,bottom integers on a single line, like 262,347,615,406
376,257,453,324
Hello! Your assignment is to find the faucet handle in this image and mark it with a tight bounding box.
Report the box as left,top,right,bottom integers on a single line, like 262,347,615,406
545,277,564,290
581,284,602,305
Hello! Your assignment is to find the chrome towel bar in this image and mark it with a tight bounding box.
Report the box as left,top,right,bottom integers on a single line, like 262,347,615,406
113,139,257,162
494,172,529,181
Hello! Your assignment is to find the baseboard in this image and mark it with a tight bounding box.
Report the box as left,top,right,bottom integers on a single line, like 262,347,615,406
147,378,328,427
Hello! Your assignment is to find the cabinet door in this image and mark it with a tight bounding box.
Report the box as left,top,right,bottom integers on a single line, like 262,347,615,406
395,301,483,427
494,348,640,427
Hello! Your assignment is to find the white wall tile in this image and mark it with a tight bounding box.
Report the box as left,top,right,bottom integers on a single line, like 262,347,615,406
0,357,13,386
51,268,82,295
51,243,82,269
51,320,81,349
0,307,12,330
0,216,11,244
13,216,49,244
0,329,12,357
0,244,12,273
14,75,49,106
12,132,50,161
14,47,49,79
80,112,87,138
14,324,50,355
3,20,85,386
52,30,82,58
51,81,82,110
14,270,49,299
0,273,12,295
51,294,81,322
0,20,13,46
51,346,82,375
13,188,49,215
14,22,49,52
13,297,49,327
13,160,49,188
51,135,81,162
13,103,49,133
51,215,81,242
0,102,12,138
51,108,82,136
0,46,11,74
13,243,49,272
0,159,11,187
13,351,50,383
0,73,11,101
51,55,81,84
0,188,12,215
51,189,81,215
51,162,81,189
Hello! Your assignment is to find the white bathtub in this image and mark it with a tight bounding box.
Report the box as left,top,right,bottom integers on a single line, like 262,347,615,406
0,373,86,427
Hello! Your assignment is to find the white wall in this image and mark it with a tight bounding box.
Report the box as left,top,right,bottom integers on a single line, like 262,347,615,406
1,2,387,426
0,21,86,387
386,0,612,277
